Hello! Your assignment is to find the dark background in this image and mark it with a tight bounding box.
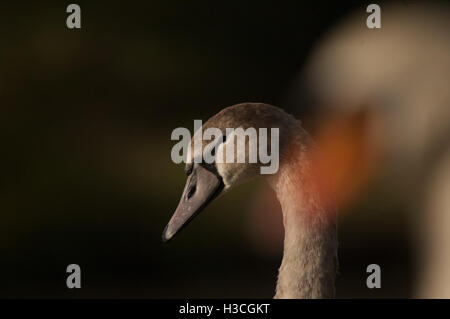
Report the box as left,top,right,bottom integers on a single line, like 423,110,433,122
0,1,413,298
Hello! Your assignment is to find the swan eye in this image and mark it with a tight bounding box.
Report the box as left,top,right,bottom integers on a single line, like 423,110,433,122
185,163,193,176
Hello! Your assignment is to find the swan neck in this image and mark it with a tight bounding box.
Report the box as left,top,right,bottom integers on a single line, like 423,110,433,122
269,144,337,298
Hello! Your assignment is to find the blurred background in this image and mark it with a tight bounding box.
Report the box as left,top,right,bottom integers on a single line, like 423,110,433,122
1,1,449,298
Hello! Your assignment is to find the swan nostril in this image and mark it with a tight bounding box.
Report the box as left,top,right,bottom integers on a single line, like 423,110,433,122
187,185,196,199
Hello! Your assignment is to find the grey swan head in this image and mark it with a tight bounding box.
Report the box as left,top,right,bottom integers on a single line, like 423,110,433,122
163,102,337,299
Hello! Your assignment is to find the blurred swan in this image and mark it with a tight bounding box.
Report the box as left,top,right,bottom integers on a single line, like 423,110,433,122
293,2,450,297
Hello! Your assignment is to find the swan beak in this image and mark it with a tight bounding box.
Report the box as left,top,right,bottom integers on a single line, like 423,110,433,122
162,165,224,242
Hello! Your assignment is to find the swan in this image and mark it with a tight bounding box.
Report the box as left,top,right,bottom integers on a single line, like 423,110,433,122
162,102,337,298
296,3,450,297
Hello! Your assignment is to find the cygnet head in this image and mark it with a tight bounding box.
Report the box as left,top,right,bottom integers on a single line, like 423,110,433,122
162,102,301,242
